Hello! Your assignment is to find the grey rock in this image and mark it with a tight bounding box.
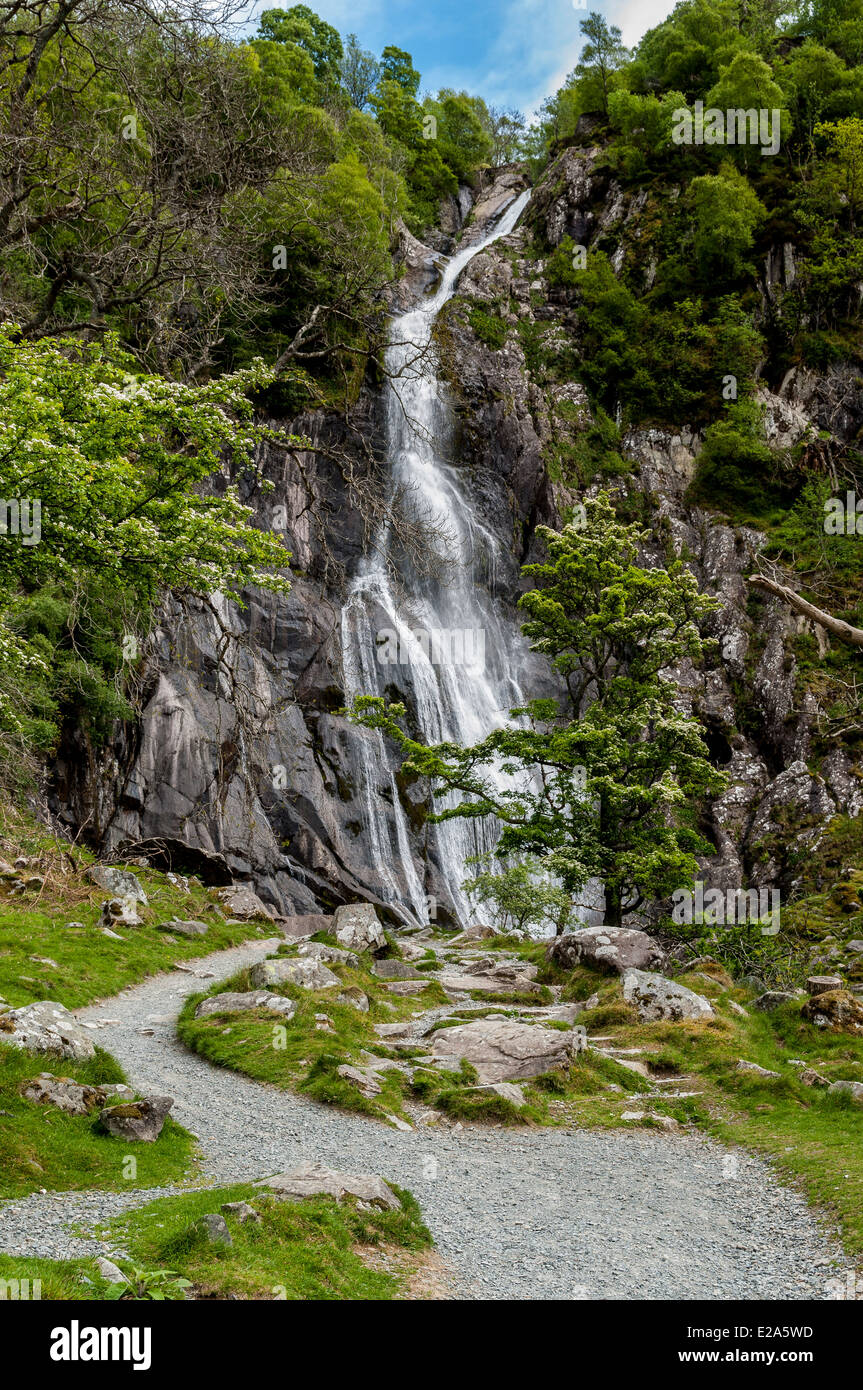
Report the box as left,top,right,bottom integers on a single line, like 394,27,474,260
157,919,208,938
622,970,715,1023
99,1095,173,1142
549,926,664,975
280,914,334,940
85,865,147,904
255,1161,400,1211
735,1059,780,1079
96,1257,127,1284
753,991,797,1012
431,1018,577,1083
220,1201,261,1224
827,1080,863,1104
218,883,274,921
0,1000,96,1060
249,957,339,991
196,1213,232,1245
20,1074,105,1115
801,990,863,1034
800,1068,830,1088
336,1064,382,1098
371,958,423,980
334,903,386,955
337,987,369,1012
100,896,143,928
298,941,358,967
195,990,296,1020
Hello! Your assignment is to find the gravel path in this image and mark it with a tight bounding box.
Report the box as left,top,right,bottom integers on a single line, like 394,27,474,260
0,940,851,1300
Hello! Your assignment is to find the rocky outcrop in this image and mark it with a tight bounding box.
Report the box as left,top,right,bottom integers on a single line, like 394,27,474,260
549,927,664,975
430,1018,580,1081
255,1162,401,1210
194,990,297,1020
0,1000,96,1060
622,970,715,1023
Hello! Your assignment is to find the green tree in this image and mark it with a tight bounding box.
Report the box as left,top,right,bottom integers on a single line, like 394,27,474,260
353,494,727,928
257,5,343,80
688,160,766,277
574,10,629,116
379,45,420,97
340,33,380,109
463,860,574,935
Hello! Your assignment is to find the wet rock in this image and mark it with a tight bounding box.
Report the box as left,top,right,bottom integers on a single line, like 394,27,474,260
622,970,714,1023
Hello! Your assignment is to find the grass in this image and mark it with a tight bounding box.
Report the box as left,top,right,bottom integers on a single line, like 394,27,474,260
0,1181,435,1301
177,947,448,1125
0,803,269,1011
0,1043,195,1198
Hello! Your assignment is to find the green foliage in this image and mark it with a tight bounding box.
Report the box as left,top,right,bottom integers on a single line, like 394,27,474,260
688,160,767,278
462,859,575,934
467,303,508,349
257,6,343,81
353,493,727,927
687,398,785,520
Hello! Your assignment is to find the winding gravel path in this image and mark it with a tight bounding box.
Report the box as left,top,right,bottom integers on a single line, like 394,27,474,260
0,940,851,1300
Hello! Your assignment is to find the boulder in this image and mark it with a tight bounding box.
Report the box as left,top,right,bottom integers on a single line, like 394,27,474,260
196,1213,232,1246
336,1064,382,1098
248,957,339,991
218,882,274,921
85,865,147,904
827,1080,863,1104
431,1018,577,1082
99,1095,174,1142
845,940,863,955
735,1059,780,1079
800,1067,830,1088
194,990,297,1020
334,902,387,955
448,924,496,944
753,990,797,1011
549,927,664,976
0,1000,96,1060
255,1162,400,1211
435,971,539,996
371,958,423,981
337,987,369,1012
622,970,715,1023
157,919,208,938
801,989,863,1035
280,914,334,940
96,1257,127,1284
20,1073,105,1115
298,941,358,967
468,1081,527,1107
100,896,143,928
221,1201,261,1225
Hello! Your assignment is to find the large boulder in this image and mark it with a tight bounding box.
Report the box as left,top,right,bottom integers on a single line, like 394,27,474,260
99,1095,173,1142
622,969,715,1023
218,882,274,921
334,903,386,955
371,959,423,981
0,1000,96,1060
801,989,863,1035
249,956,339,991
99,896,143,928
281,914,334,940
548,926,664,976
431,1018,578,1082
85,865,147,903
298,941,358,967
195,990,297,1020
255,1162,400,1211
20,1073,107,1115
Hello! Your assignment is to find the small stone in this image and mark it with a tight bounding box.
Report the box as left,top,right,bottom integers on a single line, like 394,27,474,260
800,1068,830,1088
735,1059,780,1079
196,1213,232,1246
96,1257,127,1284
220,1201,261,1224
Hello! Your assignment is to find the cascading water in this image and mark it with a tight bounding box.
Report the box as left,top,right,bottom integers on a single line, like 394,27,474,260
341,190,533,927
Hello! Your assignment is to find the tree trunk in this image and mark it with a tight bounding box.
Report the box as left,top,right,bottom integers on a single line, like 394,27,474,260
748,575,863,649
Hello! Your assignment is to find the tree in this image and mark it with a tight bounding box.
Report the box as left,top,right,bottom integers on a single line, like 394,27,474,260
574,10,629,117
704,49,790,162
688,160,766,277
463,860,575,935
425,90,493,180
379,45,420,97
257,5,343,80
353,494,727,929
481,106,527,166
816,116,863,228
340,33,380,110
0,330,293,764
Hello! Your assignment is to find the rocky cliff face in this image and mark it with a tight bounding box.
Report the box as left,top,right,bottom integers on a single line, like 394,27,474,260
52,152,862,921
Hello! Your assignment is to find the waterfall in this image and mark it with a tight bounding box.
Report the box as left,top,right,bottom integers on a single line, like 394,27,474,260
341,190,533,928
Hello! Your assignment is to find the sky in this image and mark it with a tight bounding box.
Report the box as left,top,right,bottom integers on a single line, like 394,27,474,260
248,0,677,118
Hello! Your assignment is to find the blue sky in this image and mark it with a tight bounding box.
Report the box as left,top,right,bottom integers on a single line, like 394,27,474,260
249,1,676,117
